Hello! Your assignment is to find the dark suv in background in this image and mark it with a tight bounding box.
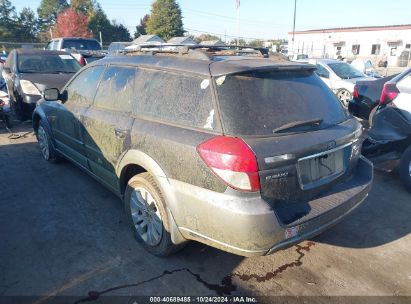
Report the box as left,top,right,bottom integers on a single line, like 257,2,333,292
32,45,373,257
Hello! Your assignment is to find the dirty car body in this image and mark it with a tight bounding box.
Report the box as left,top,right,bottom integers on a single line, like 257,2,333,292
32,48,373,257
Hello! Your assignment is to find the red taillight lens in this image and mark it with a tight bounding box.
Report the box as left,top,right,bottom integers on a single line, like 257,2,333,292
197,136,260,192
379,83,399,105
79,56,86,66
353,85,359,100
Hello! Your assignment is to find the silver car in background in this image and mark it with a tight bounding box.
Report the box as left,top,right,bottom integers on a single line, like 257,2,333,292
309,59,371,107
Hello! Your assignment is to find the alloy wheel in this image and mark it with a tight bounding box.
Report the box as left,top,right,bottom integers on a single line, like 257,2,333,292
130,186,163,246
336,90,352,107
37,126,50,160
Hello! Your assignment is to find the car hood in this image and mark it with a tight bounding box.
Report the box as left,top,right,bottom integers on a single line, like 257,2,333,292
19,73,75,91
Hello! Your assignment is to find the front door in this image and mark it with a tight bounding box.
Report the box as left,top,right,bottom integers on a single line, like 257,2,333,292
47,65,105,169
81,65,136,191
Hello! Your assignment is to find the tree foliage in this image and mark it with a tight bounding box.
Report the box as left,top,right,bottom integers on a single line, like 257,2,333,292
88,6,130,44
194,34,220,43
71,0,96,17
0,0,16,40
15,7,39,42
37,0,68,28
53,8,91,38
146,0,184,41
134,14,149,39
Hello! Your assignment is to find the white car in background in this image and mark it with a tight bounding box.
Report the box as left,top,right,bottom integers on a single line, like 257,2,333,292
308,59,371,107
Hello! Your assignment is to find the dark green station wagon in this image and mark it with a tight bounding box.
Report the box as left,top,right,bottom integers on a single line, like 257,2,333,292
33,46,373,257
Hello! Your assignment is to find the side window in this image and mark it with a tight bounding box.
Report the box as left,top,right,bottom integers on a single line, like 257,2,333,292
135,69,216,130
65,65,104,106
315,64,330,78
94,66,135,113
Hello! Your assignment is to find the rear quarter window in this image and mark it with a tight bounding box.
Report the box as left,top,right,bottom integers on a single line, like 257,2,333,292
134,69,216,130
216,70,348,136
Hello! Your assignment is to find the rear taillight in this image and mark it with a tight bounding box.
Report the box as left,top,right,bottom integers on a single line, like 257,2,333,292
353,85,359,100
79,56,86,66
197,136,260,192
379,83,399,105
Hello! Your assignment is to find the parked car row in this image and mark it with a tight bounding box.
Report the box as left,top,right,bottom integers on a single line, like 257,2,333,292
31,44,373,257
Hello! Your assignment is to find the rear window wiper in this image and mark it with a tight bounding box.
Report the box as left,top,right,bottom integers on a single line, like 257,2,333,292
272,118,323,134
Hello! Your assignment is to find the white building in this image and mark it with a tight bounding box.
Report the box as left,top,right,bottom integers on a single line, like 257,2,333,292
288,24,411,67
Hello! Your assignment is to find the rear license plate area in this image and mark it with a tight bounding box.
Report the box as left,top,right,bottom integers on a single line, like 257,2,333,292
297,145,350,190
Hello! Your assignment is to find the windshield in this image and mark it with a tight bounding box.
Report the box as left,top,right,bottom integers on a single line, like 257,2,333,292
18,54,82,73
62,39,102,51
327,62,365,79
216,70,348,136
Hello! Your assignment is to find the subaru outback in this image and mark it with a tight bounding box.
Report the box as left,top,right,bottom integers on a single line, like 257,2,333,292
32,46,373,257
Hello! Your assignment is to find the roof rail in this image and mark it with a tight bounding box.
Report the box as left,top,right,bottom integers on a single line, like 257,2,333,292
122,44,270,59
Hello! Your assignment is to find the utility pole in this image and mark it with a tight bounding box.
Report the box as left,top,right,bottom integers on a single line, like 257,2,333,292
99,31,103,48
236,0,240,46
292,0,297,55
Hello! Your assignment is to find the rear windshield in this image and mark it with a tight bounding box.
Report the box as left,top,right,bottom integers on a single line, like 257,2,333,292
62,39,101,51
17,54,81,73
216,70,348,136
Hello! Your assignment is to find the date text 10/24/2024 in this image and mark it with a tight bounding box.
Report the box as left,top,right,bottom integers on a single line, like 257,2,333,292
149,296,258,303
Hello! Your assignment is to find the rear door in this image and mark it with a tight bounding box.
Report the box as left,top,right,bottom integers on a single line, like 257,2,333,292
81,65,135,191
46,65,105,168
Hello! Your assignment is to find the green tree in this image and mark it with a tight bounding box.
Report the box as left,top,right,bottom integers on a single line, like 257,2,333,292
88,5,110,37
110,21,131,42
37,0,68,29
146,0,184,41
88,5,130,44
248,39,264,48
134,14,149,39
15,7,39,41
0,0,18,41
71,0,96,17
194,33,220,43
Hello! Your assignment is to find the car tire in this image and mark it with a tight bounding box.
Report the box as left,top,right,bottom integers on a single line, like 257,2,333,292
399,146,411,193
4,114,12,129
336,89,352,108
11,95,28,122
37,120,59,163
125,172,181,257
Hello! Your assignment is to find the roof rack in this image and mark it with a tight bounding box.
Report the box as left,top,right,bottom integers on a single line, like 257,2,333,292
121,44,270,60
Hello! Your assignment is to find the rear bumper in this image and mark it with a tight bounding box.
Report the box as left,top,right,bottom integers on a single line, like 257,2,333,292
167,157,373,257
267,157,372,254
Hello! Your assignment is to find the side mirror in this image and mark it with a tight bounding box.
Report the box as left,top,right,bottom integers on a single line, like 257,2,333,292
43,88,67,103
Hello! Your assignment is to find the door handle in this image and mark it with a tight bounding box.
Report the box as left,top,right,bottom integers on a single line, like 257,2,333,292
114,128,127,139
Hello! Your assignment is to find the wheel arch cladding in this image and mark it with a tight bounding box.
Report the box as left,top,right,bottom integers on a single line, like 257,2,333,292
117,149,187,245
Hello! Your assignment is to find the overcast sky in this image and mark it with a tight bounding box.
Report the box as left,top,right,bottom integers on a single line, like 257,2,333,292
12,0,411,40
